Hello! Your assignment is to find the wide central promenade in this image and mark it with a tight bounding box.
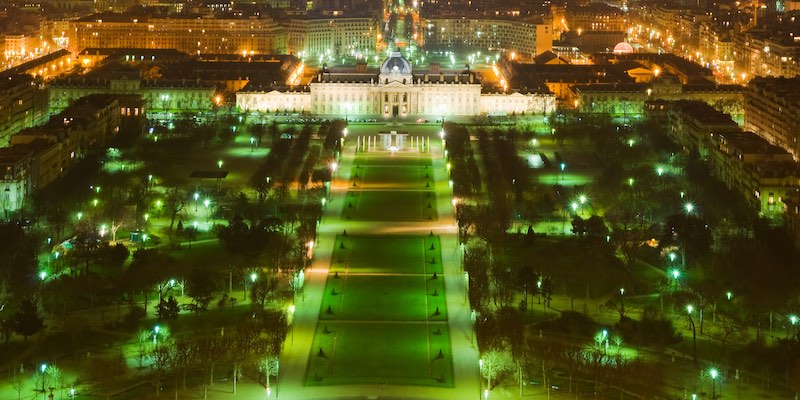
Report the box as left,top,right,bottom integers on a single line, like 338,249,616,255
278,124,479,399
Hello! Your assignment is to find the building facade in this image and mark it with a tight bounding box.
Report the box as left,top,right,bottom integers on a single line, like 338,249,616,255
422,17,551,58
69,13,287,55
285,15,380,59
236,53,556,116
0,74,49,147
744,77,800,160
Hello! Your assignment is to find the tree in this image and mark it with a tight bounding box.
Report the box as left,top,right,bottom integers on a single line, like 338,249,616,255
258,356,279,393
172,338,198,390
11,371,25,400
186,268,221,311
126,248,174,313
663,213,712,269
0,224,37,317
69,220,102,276
156,296,180,320
12,299,44,340
103,196,129,243
97,242,129,273
198,334,229,388
47,364,65,399
163,187,187,231
149,341,174,397
480,349,511,391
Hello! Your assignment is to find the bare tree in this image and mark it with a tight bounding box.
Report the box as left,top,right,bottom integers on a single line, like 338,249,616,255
258,356,279,394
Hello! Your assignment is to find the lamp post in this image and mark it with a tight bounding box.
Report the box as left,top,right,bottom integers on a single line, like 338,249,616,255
559,162,565,183
245,272,257,300
619,288,625,317
687,305,697,362
40,363,47,400
709,368,718,399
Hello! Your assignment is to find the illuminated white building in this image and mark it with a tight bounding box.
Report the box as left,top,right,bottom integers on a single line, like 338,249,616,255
236,52,555,117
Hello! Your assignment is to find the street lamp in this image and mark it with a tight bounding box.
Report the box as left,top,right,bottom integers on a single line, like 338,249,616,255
40,364,47,400
193,192,200,211
217,160,223,169
684,202,695,214
686,305,697,362
709,368,718,399
153,325,161,344
39,271,47,281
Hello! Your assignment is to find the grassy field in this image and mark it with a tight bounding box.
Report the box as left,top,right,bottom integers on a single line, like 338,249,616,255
318,275,447,321
353,155,432,168
352,165,431,190
330,235,443,275
343,190,437,221
305,323,453,387
322,235,446,321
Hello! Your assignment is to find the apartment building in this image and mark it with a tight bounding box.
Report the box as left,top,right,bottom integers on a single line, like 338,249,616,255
744,77,800,160
0,94,131,214
422,17,551,58
285,15,379,59
69,13,287,55
0,74,49,147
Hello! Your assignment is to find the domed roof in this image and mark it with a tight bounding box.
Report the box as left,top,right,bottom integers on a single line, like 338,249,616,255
380,52,412,75
613,42,635,54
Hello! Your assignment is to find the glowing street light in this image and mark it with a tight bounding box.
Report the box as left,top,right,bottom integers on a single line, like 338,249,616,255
39,363,47,399
709,368,719,399
217,160,223,169
684,202,695,214
39,271,47,280
330,162,338,172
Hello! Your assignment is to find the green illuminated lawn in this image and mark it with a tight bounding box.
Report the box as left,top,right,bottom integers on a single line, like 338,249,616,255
343,190,437,221
305,323,453,387
353,155,431,168
330,235,443,275
319,274,447,321
351,165,431,190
